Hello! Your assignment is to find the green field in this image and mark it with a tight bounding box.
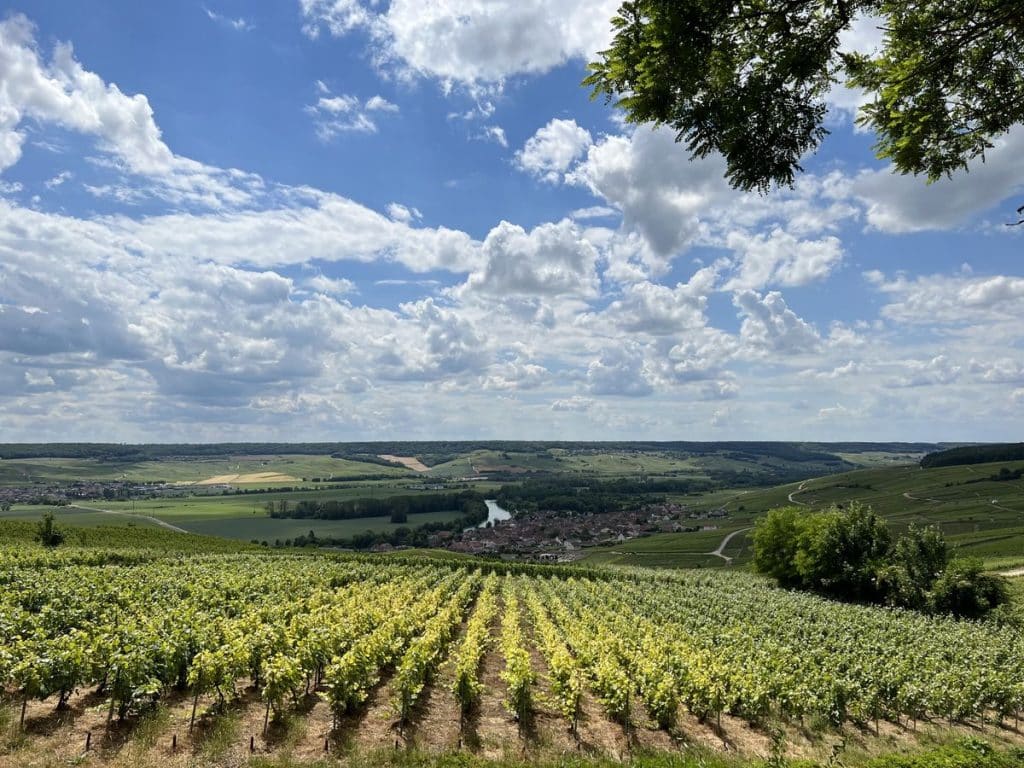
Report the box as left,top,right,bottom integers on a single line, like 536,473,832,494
177,509,463,542
9,503,463,543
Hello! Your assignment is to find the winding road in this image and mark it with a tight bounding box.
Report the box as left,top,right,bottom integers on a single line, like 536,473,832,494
67,504,189,534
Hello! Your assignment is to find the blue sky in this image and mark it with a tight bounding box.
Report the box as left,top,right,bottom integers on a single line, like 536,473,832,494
0,2,1022,442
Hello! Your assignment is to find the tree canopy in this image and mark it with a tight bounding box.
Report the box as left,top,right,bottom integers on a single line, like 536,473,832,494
752,503,1008,617
585,0,1024,192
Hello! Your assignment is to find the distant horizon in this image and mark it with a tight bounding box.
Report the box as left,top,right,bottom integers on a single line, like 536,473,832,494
0,438,978,448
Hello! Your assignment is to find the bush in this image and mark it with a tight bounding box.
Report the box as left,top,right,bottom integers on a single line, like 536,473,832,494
930,558,1009,619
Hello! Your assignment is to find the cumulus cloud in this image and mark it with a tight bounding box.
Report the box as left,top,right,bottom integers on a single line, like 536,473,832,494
586,345,655,397
568,127,736,257
867,270,1024,326
593,267,716,336
300,0,619,85
305,274,357,295
516,118,592,183
462,219,600,299
734,290,821,355
724,228,843,290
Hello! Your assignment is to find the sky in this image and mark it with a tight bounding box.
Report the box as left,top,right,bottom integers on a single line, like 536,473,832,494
0,2,1022,443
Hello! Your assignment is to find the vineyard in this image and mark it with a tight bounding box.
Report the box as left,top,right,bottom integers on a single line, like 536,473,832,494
3,548,1024,767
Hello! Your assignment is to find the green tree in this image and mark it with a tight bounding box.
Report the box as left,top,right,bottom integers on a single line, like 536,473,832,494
877,524,948,609
585,0,1024,192
794,503,892,601
751,506,804,587
34,511,64,548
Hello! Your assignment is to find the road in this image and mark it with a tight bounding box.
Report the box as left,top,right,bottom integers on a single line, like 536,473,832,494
707,527,752,562
67,504,189,534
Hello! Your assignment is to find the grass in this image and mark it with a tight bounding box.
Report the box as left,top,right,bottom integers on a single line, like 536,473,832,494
198,709,242,761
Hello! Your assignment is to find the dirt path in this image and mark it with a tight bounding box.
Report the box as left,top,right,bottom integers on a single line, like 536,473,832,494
67,504,189,534
706,528,751,562
999,567,1024,577
787,481,809,505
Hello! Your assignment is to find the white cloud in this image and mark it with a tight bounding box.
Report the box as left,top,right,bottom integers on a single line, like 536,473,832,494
827,14,884,124
869,270,1024,326
44,170,73,189
516,118,592,183
886,355,962,388
365,95,399,112
724,228,843,290
461,219,600,299
300,0,369,38
306,87,399,139
475,125,508,148
568,127,736,257
386,203,422,223
0,15,262,208
586,344,655,397
570,205,617,221
970,358,1024,384
593,267,716,336
305,274,357,295
853,127,1024,233
300,0,619,85
734,290,821,355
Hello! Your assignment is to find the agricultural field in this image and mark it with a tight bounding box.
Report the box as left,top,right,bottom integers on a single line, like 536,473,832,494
4,501,465,544
3,535,1024,768
0,454,411,488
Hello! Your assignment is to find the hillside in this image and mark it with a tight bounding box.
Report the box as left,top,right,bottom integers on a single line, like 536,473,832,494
580,458,1024,570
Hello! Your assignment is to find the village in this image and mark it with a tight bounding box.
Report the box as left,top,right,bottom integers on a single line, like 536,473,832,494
433,501,728,562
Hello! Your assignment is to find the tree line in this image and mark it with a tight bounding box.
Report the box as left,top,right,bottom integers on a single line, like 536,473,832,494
921,443,1024,469
268,491,486,523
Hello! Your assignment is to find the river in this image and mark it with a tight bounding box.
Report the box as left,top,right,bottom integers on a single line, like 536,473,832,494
479,499,511,527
